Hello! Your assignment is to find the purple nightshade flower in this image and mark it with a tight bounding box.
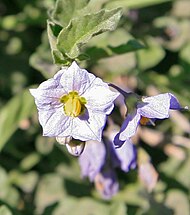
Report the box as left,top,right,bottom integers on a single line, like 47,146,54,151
30,61,119,142
111,137,136,172
114,93,181,147
79,138,136,198
79,140,106,181
94,170,119,199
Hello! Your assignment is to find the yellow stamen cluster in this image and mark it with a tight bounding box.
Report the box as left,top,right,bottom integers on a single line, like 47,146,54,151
60,91,86,117
140,116,150,125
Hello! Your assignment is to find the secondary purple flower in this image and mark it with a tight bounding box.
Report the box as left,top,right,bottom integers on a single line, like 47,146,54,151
79,138,136,198
112,136,136,171
114,93,181,147
79,140,106,181
30,61,119,142
94,170,119,199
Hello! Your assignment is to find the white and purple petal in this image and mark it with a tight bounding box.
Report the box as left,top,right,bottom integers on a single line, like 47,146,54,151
70,110,106,142
60,61,96,94
119,112,141,141
169,93,181,110
137,93,171,119
94,169,119,199
39,107,72,137
79,140,106,181
83,77,119,115
30,61,118,142
114,139,136,172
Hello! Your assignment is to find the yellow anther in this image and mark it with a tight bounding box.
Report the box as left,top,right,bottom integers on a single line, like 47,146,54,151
64,96,81,117
140,116,155,126
60,91,86,117
140,116,150,125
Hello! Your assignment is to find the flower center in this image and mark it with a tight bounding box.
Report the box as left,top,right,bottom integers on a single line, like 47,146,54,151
60,91,86,117
140,116,155,126
140,116,150,125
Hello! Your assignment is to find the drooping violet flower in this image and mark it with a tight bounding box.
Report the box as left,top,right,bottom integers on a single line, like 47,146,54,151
114,93,182,147
79,138,136,199
94,170,119,199
112,136,136,172
138,148,158,192
79,140,106,181
30,61,119,142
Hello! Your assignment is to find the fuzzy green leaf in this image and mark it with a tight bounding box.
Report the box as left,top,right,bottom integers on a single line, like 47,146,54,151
50,0,90,27
0,89,36,151
47,21,71,65
110,202,127,215
0,206,12,215
108,40,144,54
29,31,58,78
57,8,122,59
137,36,165,70
105,0,172,9
85,40,144,62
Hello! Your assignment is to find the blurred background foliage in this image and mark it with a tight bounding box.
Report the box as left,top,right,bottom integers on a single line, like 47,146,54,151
0,0,190,214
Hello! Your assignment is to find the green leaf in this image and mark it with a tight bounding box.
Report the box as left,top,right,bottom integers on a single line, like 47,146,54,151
85,46,109,61
35,174,66,214
180,42,190,65
35,136,54,155
105,0,172,9
53,197,110,215
137,36,165,70
108,40,144,54
20,153,41,171
57,8,122,59
47,21,71,66
165,189,190,215
0,89,36,151
47,21,60,52
85,40,144,62
9,170,39,193
0,168,20,207
50,0,90,27
0,206,12,215
29,31,58,78
110,202,127,215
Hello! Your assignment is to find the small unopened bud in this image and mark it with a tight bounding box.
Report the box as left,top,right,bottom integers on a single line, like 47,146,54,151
66,140,85,156
56,136,72,145
184,106,189,110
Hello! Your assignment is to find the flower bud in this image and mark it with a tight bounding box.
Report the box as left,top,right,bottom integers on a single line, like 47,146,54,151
56,136,72,145
66,140,85,156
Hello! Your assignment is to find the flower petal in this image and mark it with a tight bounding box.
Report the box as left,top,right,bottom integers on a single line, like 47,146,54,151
139,162,158,192
113,133,125,148
66,141,85,156
60,61,96,94
29,70,67,111
169,93,181,110
79,140,106,181
119,113,141,141
70,110,106,142
114,139,136,172
83,78,119,115
30,88,65,100
38,107,72,137
138,93,171,119
34,68,65,92
30,62,118,141
94,170,119,199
